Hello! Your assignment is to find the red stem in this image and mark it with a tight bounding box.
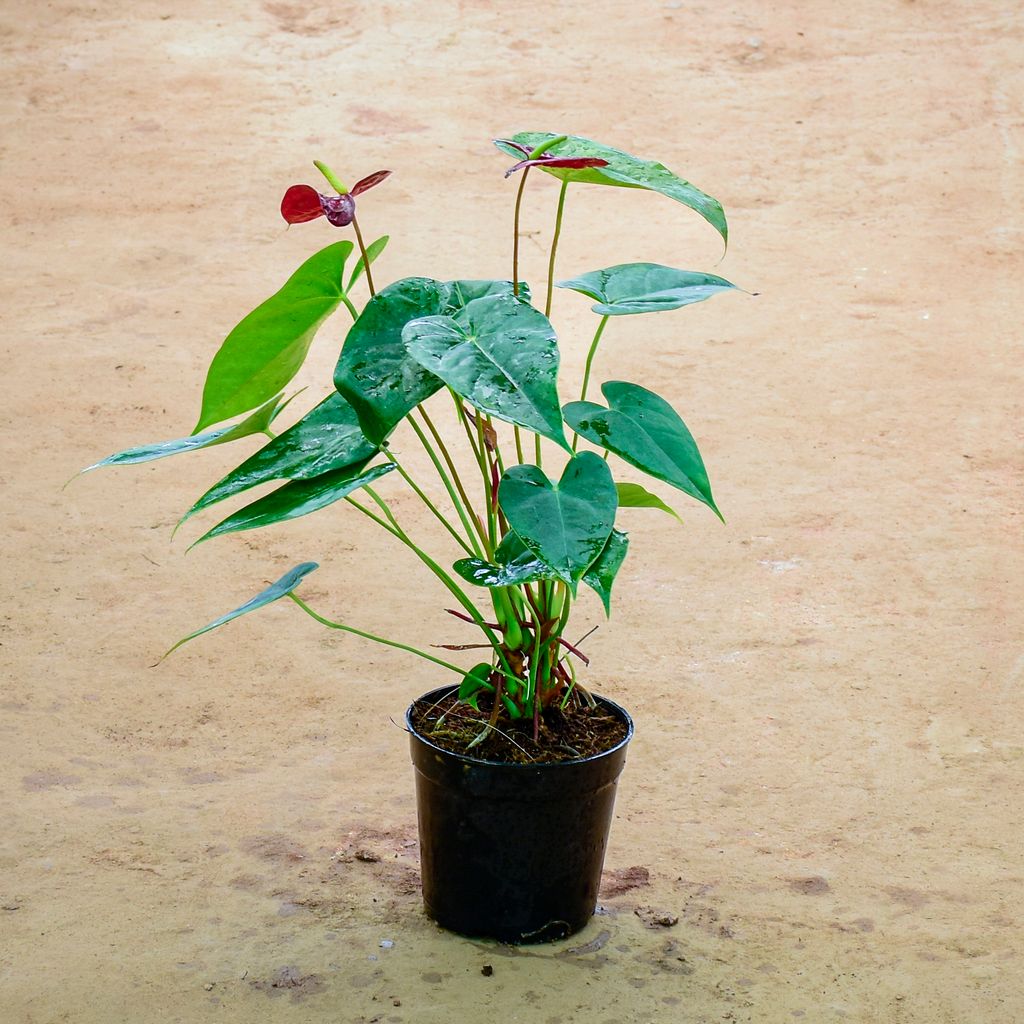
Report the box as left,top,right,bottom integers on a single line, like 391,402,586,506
446,608,501,630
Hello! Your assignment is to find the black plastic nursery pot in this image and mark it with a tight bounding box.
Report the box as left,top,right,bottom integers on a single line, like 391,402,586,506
406,685,634,944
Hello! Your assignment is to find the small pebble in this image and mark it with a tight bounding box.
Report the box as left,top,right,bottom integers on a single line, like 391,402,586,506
203,983,214,991
481,964,494,977
393,999,402,1007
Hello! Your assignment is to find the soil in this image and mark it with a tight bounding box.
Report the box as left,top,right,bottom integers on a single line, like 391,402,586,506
3,2,1023,1023
409,690,631,763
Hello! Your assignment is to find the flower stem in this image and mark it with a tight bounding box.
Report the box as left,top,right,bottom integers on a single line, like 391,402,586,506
544,178,569,318
511,165,532,464
351,214,376,297
288,593,464,676
512,165,531,298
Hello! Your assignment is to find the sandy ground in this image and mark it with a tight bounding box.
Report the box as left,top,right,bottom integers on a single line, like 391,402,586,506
2,1,1022,1021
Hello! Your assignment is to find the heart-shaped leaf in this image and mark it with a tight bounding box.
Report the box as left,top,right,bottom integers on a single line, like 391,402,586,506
582,529,629,616
497,452,617,593
334,277,529,444
493,133,727,246
404,290,568,450
557,263,738,316
195,241,353,432
333,276,448,443
181,392,377,525
616,482,681,521
81,392,290,475
162,561,319,659
191,462,395,546
453,530,560,589
565,382,721,519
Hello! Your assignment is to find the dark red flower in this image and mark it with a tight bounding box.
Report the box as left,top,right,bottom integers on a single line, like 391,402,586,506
280,170,391,227
496,139,608,179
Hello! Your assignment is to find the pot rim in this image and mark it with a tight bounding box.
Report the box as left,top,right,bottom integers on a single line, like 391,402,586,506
405,684,634,770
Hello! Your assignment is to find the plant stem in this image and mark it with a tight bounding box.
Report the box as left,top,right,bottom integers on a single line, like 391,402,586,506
452,396,483,467
341,294,359,320
512,165,530,298
409,405,489,557
544,179,569,318
380,452,476,557
288,593,464,675
345,495,404,539
473,411,498,550
351,214,376,297
343,496,505,658
453,400,499,548
572,314,610,451
579,315,609,404
511,165,532,464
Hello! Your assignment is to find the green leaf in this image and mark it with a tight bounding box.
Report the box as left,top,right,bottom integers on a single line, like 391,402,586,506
582,529,629,616
162,561,318,659
453,530,560,589
334,278,528,444
616,482,681,521
195,241,353,432
81,393,290,475
565,382,721,520
181,393,377,525
458,662,495,709
494,133,727,245
403,291,569,450
497,451,617,594
347,235,389,291
191,462,396,546
557,263,738,317
334,276,447,443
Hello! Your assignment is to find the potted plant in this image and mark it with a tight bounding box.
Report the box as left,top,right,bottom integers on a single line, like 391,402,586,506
81,132,742,943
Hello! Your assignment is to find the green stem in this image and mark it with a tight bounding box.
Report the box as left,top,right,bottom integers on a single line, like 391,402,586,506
380,452,476,557
345,495,403,539
453,400,497,548
512,165,530,298
344,496,501,653
411,407,487,557
350,214,376,297
452,395,483,467
544,178,569,318
474,411,498,550
341,294,359,320
288,593,463,676
572,314,610,452
511,164,532,465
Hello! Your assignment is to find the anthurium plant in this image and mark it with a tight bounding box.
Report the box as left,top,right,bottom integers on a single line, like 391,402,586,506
84,132,742,760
